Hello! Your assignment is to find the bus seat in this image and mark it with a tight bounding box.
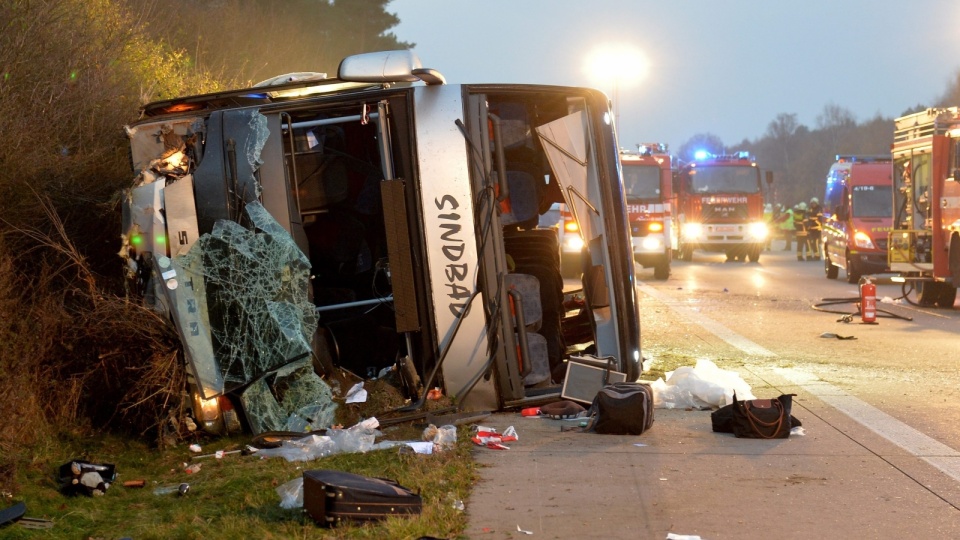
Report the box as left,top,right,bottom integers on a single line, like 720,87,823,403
500,170,539,228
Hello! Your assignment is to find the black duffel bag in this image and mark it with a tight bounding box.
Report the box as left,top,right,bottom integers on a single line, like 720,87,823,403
586,382,654,435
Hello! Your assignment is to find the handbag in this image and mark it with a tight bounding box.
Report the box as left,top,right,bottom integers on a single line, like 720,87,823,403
711,393,799,439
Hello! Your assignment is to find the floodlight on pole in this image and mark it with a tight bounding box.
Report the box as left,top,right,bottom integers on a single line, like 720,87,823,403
584,44,649,134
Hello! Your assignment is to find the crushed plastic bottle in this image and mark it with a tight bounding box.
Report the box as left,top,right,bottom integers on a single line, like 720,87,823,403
433,425,457,451
153,482,190,496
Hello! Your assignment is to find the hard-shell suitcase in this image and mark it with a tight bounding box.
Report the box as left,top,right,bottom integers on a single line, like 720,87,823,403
303,469,422,526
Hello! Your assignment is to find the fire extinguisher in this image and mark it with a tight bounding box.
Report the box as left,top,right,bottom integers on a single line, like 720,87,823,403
859,278,877,323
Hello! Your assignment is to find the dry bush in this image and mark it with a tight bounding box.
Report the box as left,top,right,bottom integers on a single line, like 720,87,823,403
66,294,184,437
0,196,184,496
0,0,227,458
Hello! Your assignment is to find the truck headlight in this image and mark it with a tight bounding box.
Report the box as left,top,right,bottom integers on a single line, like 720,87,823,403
682,222,704,238
641,236,663,250
748,222,768,240
853,231,875,249
565,235,585,251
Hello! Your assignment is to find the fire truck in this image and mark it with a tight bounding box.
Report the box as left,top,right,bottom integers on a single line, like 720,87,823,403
821,155,893,284
675,151,768,262
888,108,960,308
119,50,642,434
620,144,675,279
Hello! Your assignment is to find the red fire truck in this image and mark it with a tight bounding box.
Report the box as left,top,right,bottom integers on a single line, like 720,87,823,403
675,151,768,262
620,144,675,279
889,108,960,307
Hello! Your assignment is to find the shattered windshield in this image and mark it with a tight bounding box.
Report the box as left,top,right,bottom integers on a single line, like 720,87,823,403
689,166,760,194
622,165,661,200
852,185,892,218
124,107,338,435
168,201,318,397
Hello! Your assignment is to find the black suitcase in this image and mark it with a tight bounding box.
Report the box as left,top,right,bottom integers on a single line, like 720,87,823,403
303,469,422,526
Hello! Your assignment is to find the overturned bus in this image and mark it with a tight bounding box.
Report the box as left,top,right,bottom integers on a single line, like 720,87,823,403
120,50,641,435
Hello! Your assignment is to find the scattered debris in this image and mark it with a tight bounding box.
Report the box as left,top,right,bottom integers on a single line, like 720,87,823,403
422,424,457,452
190,446,257,460
471,426,518,450
16,517,54,530
255,418,381,462
819,332,857,340
57,461,116,497
276,477,304,509
539,400,587,419
345,382,368,404
152,483,191,496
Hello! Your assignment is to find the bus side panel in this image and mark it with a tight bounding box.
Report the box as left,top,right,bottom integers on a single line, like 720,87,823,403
412,85,498,411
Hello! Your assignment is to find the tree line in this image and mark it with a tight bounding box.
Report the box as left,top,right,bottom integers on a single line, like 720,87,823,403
675,95,956,211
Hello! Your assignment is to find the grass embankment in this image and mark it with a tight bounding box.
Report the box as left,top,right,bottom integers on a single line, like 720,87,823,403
3,381,480,539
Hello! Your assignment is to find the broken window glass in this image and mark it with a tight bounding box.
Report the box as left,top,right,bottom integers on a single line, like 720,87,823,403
163,201,318,397
238,359,336,435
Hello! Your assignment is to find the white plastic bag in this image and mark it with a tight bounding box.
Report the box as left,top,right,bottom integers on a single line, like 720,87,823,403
650,359,755,409
276,477,303,509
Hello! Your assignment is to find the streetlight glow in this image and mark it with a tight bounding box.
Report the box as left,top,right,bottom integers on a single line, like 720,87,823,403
584,43,649,86
584,43,649,132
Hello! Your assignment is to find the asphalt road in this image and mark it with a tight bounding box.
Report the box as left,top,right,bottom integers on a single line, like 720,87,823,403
465,242,960,539
638,243,960,450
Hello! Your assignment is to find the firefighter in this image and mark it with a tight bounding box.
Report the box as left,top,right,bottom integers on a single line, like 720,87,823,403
777,204,794,251
806,197,822,260
763,204,774,251
794,202,809,260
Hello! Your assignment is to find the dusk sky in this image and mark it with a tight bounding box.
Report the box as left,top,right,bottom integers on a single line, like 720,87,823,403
389,0,960,153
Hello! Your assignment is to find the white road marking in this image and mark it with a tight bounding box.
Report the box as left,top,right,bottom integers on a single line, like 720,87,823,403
638,282,960,483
